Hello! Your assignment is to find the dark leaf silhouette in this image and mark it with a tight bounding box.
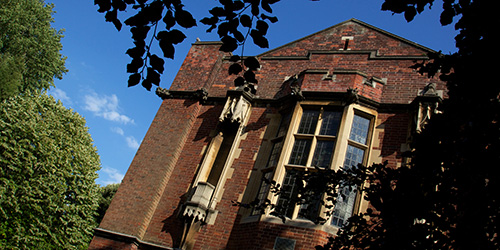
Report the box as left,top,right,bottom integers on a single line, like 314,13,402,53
131,25,150,41
126,57,143,73
228,63,243,75
175,9,196,28
141,78,152,91
146,67,161,86
240,14,252,27
234,76,245,86
219,36,238,52
244,56,260,70
163,10,176,30
149,54,165,74
95,0,111,13
404,5,416,22
250,29,269,48
125,46,145,59
256,20,269,35
157,29,186,44
159,39,175,59
243,69,257,83
128,73,141,87
229,55,241,62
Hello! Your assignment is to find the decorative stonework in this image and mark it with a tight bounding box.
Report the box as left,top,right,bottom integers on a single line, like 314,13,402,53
219,95,251,124
182,182,215,222
414,83,442,133
156,87,209,103
345,87,360,105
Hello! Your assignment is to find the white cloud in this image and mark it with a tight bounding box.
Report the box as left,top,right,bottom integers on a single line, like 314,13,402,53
98,167,125,185
110,127,125,136
83,92,134,124
50,88,71,104
126,136,140,150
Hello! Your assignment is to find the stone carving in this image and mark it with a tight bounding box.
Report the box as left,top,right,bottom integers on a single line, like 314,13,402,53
182,182,215,222
193,88,209,102
219,95,251,124
415,101,439,133
419,82,438,96
345,87,359,105
155,87,209,103
155,87,172,99
414,83,442,133
179,182,216,250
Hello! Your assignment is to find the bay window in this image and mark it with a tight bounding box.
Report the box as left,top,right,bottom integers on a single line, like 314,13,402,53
254,103,375,227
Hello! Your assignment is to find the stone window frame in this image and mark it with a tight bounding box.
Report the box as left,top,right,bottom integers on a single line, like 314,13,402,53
256,101,377,227
187,96,253,224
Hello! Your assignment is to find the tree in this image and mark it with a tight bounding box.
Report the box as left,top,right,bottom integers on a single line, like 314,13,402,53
96,183,120,225
317,0,500,249
96,0,499,249
0,0,67,100
0,92,101,249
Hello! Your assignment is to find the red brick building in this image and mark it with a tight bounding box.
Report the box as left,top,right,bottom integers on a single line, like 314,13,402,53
89,19,443,250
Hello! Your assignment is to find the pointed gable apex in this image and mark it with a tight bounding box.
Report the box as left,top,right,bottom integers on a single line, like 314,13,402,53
259,18,435,59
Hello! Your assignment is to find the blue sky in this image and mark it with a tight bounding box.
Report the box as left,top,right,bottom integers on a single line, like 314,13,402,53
46,0,458,186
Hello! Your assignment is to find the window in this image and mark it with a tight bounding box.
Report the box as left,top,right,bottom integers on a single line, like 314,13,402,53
331,114,370,226
269,105,373,225
251,112,291,216
289,109,342,169
273,237,296,250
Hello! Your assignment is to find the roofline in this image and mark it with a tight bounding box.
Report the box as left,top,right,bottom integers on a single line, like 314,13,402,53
257,18,436,57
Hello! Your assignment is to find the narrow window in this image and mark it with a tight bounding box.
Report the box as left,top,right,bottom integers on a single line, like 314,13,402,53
206,125,238,186
331,114,371,227
251,111,291,215
276,170,300,218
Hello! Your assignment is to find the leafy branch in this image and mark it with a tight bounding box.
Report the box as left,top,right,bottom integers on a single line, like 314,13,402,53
95,0,280,92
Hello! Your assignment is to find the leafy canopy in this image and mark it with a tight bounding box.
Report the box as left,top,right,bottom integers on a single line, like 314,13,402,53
0,93,101,249
95,183,120,225
0,0,67,100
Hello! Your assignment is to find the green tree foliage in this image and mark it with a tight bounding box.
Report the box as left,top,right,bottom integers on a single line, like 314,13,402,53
0,0,67,100
0,93,101,249
96,183,120,225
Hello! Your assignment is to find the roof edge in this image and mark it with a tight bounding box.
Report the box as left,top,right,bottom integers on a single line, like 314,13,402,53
257,18,436,57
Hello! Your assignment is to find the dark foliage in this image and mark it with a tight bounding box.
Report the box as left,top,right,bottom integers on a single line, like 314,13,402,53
316,0,500,249
94,0,278,90
96,183,120,225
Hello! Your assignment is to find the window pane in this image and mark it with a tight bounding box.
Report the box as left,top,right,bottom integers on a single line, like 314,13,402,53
349,115,370,144
277,112,292,138
276,170,300,218
331,145,365,226
274,237,296,250
297,110,319,134
330,186,357,227
251,171,274,215
288,139,311,166
319,111,341,136
343,145,365,169
267,140,283,168
311,140,335,168
298,194,321,220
